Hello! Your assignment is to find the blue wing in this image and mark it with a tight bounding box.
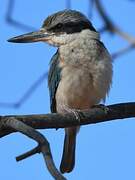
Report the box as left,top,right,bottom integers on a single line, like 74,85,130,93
48,50,61,113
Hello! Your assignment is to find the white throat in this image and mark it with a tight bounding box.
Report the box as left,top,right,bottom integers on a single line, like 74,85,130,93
47,29,100,47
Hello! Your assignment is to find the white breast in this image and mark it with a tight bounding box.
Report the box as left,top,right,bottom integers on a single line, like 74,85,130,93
56,30,112,113
56,66,105,113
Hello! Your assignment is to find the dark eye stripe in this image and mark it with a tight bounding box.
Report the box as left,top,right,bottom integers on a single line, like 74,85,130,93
48,21,96,34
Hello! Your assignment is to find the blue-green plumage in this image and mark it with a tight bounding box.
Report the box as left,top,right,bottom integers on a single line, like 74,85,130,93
48,51,61,113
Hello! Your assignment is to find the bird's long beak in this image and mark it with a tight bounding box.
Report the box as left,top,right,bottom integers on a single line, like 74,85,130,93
7,29,52,43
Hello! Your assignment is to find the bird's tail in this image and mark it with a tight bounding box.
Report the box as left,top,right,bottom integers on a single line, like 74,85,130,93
60,127,77,173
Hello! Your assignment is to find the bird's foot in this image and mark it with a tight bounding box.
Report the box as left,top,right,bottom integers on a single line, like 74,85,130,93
67,108,83,122
61,105,83,122
92,104,109,114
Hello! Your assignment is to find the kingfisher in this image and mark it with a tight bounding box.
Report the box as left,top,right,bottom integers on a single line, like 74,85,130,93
8,10,113,174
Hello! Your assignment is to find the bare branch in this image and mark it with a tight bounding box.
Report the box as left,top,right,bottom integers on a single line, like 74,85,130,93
95,0,135,44
5,0,36,31
0,71,48,109
1,102,135,179
2,117,66,180
1,102,135,138
112,44,135,59
16,146,40,161
88,0,94,19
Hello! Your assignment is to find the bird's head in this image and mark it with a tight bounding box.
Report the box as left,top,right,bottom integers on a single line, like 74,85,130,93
8,10,98,47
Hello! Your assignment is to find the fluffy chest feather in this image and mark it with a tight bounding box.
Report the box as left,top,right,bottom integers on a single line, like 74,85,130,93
56,66,96,110
51,33,112,112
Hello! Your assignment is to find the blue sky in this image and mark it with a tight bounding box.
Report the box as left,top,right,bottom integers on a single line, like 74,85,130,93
1,0,135,179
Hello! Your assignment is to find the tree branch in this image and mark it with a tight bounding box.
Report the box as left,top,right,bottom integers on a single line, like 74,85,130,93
1,117,66,180
0,102,135,179
5,0,36,31
112,44,135,60
0,102,135,138
0,71,48,109
95,0,135,44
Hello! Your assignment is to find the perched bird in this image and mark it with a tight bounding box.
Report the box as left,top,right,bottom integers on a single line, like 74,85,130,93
8,10,112,174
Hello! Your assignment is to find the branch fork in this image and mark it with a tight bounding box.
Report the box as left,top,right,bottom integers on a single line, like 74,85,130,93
1,102,135,179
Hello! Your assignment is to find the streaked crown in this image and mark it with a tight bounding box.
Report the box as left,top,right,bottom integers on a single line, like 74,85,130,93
42,10,96,34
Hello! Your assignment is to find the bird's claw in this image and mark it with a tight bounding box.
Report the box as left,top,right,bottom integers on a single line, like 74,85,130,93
92,104,109,114
69,109,83,122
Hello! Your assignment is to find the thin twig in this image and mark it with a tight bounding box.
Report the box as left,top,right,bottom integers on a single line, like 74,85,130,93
16,146,40,161
95,0,135,44
5,0,36,31
0,71,48,109
88,0,94,19
112,44,135,59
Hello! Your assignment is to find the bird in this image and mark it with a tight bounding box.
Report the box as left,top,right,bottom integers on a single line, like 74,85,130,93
8,9,113,174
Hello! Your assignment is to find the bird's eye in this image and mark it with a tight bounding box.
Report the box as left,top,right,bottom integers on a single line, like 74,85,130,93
56,23,63,29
